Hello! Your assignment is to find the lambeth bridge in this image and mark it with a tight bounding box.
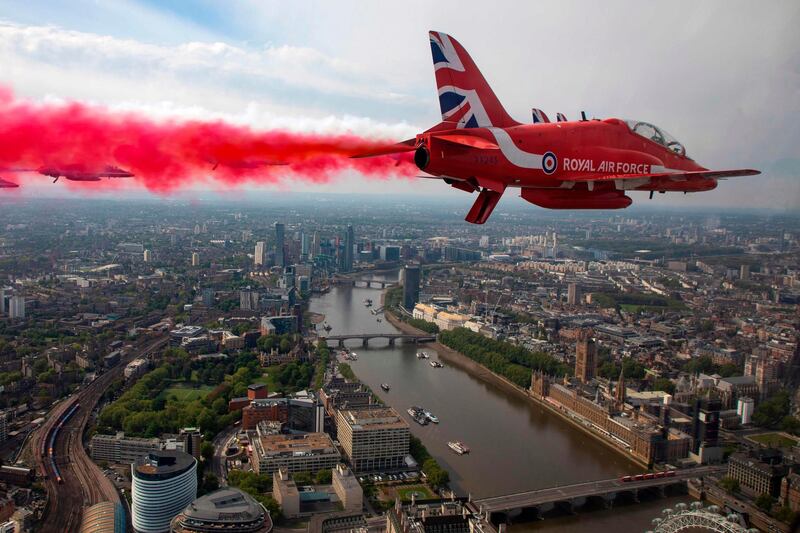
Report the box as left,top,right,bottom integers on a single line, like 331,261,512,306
320,333,435,348
330,275,396,289
468,465,726,524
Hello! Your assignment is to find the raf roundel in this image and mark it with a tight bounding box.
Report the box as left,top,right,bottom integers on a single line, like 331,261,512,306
542,151,558,175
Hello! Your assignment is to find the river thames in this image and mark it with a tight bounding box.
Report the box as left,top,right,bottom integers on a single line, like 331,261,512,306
311,277,689,531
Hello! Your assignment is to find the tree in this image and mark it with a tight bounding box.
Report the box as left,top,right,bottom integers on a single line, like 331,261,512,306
753,390,791,429
652,378,675,394
719,476,740,494
780,415,800,436
422,458,449,487
201,473,219,494
200,441,215,463
293,471,312,485
755,493,774,512
315,469,332,484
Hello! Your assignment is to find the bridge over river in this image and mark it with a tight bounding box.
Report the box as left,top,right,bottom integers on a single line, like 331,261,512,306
469,465,726,522
320,333,435,347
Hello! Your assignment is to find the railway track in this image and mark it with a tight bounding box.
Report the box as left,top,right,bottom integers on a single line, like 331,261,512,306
31,335,168,532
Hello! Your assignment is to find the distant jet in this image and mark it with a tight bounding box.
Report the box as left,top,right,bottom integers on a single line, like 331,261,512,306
0,164,134,184
0,176,19,188
354,32,760,224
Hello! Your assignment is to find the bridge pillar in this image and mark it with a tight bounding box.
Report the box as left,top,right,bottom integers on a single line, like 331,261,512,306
602,493,616,509
388,338,395,346
632,488,639,503
338,340,344,348
362,338,368,347
657,485,666,498
366,281,371,287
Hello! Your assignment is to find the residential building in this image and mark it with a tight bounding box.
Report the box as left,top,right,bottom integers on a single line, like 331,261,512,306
8,296,24,319
255,241,266,267
191,252,199,267
567,282,578,305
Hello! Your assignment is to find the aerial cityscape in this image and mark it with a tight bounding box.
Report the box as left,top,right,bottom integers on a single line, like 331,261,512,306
0,2,798,533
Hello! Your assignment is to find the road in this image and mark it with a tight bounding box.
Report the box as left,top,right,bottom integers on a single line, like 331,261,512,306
473,465,727,513
31,334,168,533
211,424,241,484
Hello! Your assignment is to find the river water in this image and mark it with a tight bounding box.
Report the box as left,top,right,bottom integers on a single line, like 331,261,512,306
311,278,689,531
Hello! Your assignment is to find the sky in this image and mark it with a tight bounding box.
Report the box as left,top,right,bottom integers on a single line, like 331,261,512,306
0,0,798,210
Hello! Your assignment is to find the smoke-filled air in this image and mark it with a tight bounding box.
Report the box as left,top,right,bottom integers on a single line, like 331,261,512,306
0,86,416,192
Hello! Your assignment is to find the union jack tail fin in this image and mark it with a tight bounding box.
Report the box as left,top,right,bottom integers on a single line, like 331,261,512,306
429,31,519,129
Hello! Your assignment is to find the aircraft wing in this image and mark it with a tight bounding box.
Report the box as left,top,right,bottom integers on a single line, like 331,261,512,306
565,168,761,182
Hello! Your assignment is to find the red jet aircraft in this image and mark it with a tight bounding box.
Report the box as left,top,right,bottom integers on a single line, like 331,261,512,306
0,164,134,186
357,32,760,224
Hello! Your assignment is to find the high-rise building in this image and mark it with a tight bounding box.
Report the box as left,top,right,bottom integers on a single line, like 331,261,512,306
191,252,199,267
0,288,4,315
343,225,354,272
8,296,24,319
240,290,260,311
201,289,214,307
300,232,309,259
575,331,597,383
131,451,197,533
737,397,754,425
179,428,202,460
274,223,285,267
143,249,152,263
311,231,320,257
740,264,750,281
254,241,266,266
336,407,409,473
567,282,578,305
402,266,420,310
170,488,272,533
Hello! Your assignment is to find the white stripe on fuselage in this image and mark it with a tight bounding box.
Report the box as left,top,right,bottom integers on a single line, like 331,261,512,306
486,128,544,169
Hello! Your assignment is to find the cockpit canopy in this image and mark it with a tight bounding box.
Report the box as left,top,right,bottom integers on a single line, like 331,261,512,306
624,120,687,157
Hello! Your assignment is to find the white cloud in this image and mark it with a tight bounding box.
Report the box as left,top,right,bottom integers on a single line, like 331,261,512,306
0,21,417,104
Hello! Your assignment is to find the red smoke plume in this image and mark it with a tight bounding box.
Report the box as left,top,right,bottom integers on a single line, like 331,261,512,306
0,87,416,191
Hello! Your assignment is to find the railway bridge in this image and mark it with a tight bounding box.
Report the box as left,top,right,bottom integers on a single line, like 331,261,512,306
469,466,726,523
321,333,435,347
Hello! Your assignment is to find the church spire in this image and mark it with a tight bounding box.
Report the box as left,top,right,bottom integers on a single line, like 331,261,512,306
615,366,626,406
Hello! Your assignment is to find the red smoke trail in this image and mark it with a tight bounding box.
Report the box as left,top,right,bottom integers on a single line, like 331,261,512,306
0,87,416,192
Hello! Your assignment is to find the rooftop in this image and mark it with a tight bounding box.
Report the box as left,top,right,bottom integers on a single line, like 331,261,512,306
171,487,272,533
133,450,196,481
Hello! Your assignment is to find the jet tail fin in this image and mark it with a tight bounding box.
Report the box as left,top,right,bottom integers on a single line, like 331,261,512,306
429,31,519,129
